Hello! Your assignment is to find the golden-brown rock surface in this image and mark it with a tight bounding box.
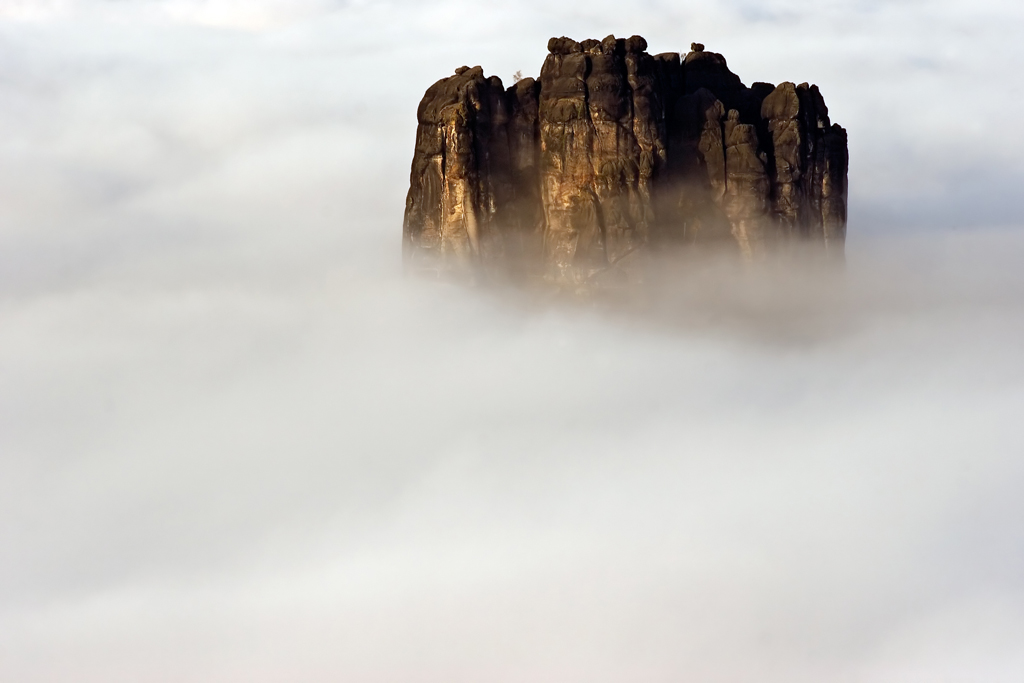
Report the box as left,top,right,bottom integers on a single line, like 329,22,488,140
403,36,849,285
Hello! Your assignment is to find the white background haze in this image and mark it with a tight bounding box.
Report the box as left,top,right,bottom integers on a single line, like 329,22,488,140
1,1,1023,681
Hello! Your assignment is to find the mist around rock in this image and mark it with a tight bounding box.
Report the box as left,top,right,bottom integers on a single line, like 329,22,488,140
5,213,1024,683
1,2,1024,682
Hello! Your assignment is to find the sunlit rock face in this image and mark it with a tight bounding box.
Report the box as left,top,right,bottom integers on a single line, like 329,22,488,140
403,36,849,285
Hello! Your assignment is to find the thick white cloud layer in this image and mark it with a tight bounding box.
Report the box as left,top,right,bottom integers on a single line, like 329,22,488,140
1,1,1023,681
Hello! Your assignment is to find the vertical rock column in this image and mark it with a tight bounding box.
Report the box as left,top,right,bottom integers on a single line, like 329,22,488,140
821,123,849,252
652,43,734,245
403,66,510,272
504,77,544,270
760,81,848,252
723,109,771,258
538,38,601,283
624,35,666,261
693,89,730,238
761,82,803,237
537,34,665,283
584,35,644,270
480,74,514,255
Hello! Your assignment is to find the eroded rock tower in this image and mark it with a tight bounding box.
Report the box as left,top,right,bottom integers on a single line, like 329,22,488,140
403,36,848,285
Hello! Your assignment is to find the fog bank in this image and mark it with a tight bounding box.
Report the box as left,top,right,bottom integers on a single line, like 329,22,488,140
1,2,1023,681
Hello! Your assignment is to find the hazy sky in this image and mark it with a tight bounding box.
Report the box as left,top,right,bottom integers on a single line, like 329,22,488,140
1,1,1023,681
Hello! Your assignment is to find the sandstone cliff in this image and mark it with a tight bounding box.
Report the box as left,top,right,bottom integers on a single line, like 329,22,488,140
403,37,848,285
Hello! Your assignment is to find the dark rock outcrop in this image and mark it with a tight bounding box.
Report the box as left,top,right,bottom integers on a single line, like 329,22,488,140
403,36,849,285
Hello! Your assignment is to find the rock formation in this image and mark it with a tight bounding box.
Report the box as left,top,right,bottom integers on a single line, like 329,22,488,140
403,37,848,285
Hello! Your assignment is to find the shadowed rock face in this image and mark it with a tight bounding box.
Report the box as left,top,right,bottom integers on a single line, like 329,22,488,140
403,36,849,285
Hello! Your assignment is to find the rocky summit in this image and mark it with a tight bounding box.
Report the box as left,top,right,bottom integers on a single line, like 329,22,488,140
403,36,848,286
